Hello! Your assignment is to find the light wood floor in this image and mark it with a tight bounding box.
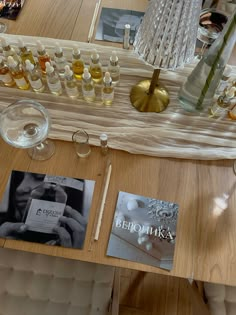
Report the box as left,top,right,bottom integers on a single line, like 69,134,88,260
119,269,194,315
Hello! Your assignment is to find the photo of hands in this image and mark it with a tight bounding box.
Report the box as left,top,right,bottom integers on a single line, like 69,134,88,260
0,170,95,249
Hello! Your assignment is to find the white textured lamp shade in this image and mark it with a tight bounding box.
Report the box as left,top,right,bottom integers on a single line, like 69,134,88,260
130,0,202,113
133,0,202,70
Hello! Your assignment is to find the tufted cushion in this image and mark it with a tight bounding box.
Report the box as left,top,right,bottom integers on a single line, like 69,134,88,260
0,248,114,315
204,282,236,315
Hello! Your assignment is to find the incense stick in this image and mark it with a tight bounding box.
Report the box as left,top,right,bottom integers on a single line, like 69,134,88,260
88,0,101,43
94,162,112,241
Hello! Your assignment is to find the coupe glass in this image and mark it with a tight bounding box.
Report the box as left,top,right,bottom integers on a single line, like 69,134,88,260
0,99,55,160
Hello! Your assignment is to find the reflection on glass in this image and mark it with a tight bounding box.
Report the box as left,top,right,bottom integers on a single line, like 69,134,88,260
197,8,228,57
0,21,7,33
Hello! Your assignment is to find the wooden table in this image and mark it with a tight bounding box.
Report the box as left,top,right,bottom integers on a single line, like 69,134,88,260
1,0,236,287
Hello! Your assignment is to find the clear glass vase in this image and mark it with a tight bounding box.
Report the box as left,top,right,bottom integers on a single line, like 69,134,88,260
178,9,236,113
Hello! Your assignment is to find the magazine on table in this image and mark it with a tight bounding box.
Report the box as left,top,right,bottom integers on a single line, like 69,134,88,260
0,0,25,20
95,7,144,44
0,170,95,249
107,191,179,271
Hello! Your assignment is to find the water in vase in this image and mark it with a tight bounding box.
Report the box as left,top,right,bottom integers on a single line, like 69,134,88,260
178,55,225,112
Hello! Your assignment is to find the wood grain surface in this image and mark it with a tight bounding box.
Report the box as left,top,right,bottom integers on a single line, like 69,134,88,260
1,137,236,285
0,0,236,286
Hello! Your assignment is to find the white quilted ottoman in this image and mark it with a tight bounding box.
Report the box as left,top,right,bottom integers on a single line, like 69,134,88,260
0,248,114,315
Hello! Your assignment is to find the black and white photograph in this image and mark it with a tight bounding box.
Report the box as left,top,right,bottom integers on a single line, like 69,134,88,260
0,0,25,20
0,170,95,249
107,191,179,271
95,7,144,44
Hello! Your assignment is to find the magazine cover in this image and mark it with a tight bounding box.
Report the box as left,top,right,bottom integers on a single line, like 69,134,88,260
107,191,179,270
95,8,144,44
0,170,95,249
0,0,25,20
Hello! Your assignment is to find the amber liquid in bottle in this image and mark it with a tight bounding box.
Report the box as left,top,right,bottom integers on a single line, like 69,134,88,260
102,86,114,105
20,48,36,66
11,70,30,90
38,55,51,74
0,64,15,87
89,49,103,84
90,66,103,83
102,72,114,105
72,60,84,80
7,56,30,90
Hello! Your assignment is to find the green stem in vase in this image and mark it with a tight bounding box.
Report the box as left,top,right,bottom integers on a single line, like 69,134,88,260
196,13,236,110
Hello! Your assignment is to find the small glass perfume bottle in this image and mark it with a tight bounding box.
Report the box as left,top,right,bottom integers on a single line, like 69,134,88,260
18,38,36,66
64,65,79,98
7,56,30,90
215,65,232,95
108,51,120,85
54,42,67,77
102,72,114,105
82,68,95,101
123,24,130,49
0,37,19,62
229,104,236,120
25,59,45,93
36,40,51,74
210,86,236,118
45,61,62,95
0,56,15,87
100,133,109,155
72,46,84,80
89,48,103,84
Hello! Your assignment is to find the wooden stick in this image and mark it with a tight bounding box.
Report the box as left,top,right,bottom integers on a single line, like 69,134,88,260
88,0,101,43
94,161,112,241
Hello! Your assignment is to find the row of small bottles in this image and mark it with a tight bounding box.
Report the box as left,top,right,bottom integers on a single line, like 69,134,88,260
0,37,120,104
210,82,236,119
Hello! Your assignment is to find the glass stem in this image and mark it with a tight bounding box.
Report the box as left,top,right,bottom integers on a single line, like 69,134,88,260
149,69,160,95
36,142,45,150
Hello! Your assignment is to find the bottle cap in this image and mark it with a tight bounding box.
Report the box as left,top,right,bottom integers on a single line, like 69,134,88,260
25,59,34,71
45,61,54,74
124,24,131,35
55,42,63,55
7,56,17,67
36,40,45,52
91,48,99,62
110,50,118,65
104,72,112,85
83,68,91,80
18,38,25,48
73,45,81,56
100,133,108,141
64,64,73,77
0,37,9,48
223,65,232,78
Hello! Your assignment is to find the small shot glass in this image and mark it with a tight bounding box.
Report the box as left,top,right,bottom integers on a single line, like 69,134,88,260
72,129,91,158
